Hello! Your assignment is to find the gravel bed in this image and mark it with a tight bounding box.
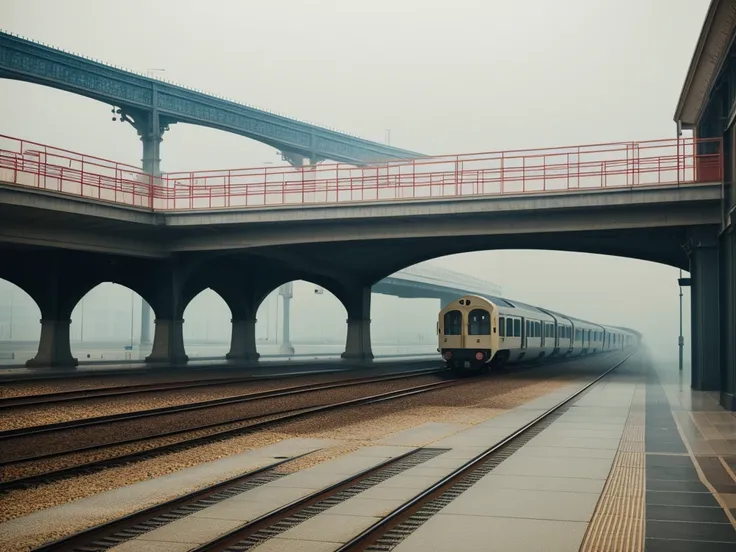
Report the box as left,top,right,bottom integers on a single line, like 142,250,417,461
0,369,573,529
0,375,443,464
0,372,374,431
0,369,268,399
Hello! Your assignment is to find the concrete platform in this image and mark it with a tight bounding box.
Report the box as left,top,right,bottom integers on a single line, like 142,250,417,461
388,353,736,552
6,351,736,551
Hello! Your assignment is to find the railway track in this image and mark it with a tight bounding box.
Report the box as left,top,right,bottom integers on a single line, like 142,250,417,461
0,377,461,493
0,375,270,410
0,366,442,410
0,368,444,440
28,351,634,552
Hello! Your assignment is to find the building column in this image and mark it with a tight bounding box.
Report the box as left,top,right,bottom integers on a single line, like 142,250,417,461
279,283,295,355
341,286,374,361
26,319,78,368
145,318,188,364
687,233,720,391
226,318,260,362
720,228,736,409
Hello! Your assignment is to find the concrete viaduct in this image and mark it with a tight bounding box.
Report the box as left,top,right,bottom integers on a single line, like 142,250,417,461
0,176,722,382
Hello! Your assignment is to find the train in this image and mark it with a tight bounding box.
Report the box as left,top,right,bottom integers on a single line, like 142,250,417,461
438,294,640,374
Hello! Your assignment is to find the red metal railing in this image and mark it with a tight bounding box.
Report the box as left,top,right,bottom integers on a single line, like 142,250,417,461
0,135,723,212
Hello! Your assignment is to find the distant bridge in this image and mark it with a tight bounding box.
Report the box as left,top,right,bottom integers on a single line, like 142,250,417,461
0,30,424,167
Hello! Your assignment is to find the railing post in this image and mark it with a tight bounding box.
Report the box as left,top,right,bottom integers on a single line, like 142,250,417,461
454,157,459,196
522,156,526,192
500,152,505,194
542,155,546,191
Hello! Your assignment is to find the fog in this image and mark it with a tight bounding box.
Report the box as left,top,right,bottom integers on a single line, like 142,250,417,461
0,0,706,365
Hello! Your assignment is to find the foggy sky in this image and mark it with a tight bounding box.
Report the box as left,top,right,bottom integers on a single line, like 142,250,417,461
0,0,709,362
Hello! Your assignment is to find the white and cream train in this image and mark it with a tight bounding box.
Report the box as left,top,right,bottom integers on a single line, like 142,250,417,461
438,294,639,373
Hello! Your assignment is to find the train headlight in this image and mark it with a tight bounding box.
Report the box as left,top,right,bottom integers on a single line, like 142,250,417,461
475,352,484,361
443,351,452,360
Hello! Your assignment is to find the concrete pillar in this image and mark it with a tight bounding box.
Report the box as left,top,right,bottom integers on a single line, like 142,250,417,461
141,130,163,177
140,301,152,346
226,318,260,362
26,319,78,368
720,229,736,409
341,286,374,361
279,283,295,355
688,235,720,391
145,318,188,364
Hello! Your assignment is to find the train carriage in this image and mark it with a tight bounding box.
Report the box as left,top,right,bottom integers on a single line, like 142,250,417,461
438,294,639,374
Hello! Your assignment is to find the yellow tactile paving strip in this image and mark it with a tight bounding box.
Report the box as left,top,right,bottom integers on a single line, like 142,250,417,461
579,388,645,552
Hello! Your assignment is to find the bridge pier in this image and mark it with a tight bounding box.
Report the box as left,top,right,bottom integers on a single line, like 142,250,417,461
145,318,188,365
687,231,720,391
341,286,374,361
279,283,295,355
26,319,78,369
226,318,260,362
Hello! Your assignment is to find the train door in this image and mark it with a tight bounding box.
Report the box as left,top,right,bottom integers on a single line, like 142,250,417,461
521,317,527,349
540,323,545,348
570,322,576,353
440,309,464,350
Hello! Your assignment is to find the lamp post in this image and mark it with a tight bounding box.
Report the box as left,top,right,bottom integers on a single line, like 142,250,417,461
677,270,691,372
130,290,134,348
8,288,14,340
80,297,85,342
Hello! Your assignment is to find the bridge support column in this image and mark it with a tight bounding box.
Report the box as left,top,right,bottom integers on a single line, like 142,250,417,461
341,286,374,361
146,319,188,365
26,319,78,369
687,232,720,391
279,283,295,355
226,318,260,362
141,130,163,177
140,304,152,346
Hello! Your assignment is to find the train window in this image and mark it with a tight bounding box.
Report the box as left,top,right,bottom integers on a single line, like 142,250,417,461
535,321,540,338
506,318,514,337
468,309,491,335
513,319,521,337
443,310,463,335
499,317,505,337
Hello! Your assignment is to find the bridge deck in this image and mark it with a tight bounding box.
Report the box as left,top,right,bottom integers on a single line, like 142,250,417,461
0,134,723,212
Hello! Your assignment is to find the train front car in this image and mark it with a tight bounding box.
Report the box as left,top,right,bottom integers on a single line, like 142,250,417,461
438,295,498,374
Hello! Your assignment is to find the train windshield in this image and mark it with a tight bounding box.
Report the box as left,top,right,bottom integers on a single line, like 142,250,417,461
443,310,463,335
468,309,491,335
